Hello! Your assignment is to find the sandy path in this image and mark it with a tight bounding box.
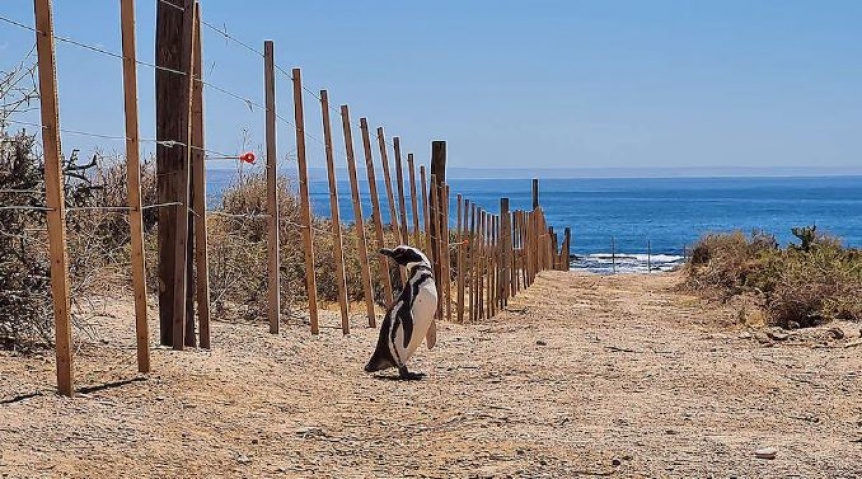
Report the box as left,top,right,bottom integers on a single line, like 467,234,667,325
1,271,861,478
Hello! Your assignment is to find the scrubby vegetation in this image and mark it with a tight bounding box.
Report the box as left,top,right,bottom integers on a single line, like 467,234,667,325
685,226,862,329
0,127,397,348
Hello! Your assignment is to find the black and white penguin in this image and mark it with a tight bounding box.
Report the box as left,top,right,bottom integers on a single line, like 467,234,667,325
364,245,438,380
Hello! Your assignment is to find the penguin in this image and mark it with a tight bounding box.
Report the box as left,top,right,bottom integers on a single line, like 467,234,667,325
364,245,438,380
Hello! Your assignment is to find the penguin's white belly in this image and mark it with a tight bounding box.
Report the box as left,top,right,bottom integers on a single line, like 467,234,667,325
390,280,437,363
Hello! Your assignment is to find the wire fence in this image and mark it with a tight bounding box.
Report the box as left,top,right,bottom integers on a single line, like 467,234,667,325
0,0,571,398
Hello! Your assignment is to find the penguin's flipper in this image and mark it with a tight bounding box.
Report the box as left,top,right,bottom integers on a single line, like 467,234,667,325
425,319,437,350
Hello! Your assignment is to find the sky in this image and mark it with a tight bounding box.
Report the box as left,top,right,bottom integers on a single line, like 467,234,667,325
1,1,861,175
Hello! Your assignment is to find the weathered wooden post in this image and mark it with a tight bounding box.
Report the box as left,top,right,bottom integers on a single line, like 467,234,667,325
292,68,319,334
191,7,210,348
456,194,465,323
120,0,151,370
532,178,540,209
360,118,394,305
393,138,410,245
375,127,401,243
264,42,280,335
321,91,350,334
407,154,421,246
429,141,447,293
34,0,73,396
155,0,195,349
340,105,376,327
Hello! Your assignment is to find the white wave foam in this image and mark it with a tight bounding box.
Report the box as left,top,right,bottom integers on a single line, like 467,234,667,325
571,252,684,274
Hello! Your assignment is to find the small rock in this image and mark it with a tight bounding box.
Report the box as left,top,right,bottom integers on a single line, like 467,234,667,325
295,426,326,437
827,327,845,340
612,458,622,466
236,454,252,465
738,332,752,340
767,331,789,341
754,332,772,344
622,455,633,461
155,396,166,401
536,340,547,346
788,321,801,330
754,447,777,460
251,439,259,445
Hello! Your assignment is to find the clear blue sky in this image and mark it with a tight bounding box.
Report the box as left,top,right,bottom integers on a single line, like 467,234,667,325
1,1,860,173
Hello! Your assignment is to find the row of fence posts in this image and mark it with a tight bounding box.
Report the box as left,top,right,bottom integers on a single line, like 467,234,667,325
421,177,573,324
24,0,573,397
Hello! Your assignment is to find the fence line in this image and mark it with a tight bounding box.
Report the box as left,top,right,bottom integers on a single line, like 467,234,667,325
1,0,571,398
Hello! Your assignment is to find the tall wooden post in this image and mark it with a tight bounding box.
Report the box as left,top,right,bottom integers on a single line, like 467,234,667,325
501,198,512,305
563,227,572,269
264,42,280,334
407,154,421,246
420,166,433,265
393,138,410,244
191,8,210,349
532,178,539,209
120,0,150,371
469,203,478,322
170,0,196,351
375,127,401,244
360,118,394,305
442,184,453,322
429,141,446,292
292,68,319,334
34,0,73,396
341,106,376,327
456,194,465,323
429,175,443,318
321,91,350,334
155,0,184,347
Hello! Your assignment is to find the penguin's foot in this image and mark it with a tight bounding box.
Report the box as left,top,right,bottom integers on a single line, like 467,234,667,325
398,366,426,381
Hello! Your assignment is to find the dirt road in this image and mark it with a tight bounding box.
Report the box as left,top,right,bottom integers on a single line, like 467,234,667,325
2,272,861,478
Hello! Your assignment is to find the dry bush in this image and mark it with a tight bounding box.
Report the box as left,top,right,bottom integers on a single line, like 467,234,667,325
685,228,862,328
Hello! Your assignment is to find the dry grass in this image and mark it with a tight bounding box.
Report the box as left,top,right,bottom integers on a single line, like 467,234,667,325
1,130,402,348
685,228,862,328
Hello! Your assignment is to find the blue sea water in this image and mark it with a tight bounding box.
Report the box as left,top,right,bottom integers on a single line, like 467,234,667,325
207,170,862,274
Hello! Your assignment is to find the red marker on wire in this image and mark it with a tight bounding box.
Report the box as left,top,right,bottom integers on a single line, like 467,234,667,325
208,151,256,164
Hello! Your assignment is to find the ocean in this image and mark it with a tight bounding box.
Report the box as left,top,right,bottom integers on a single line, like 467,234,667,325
207,170,862,274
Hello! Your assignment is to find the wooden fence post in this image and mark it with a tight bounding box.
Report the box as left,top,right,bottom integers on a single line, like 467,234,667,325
34,0,73,396
532,178,540,209
563,227,572,270
393,138,410,245
500,198,511,305
429,141,446,293
470,203,478,321
456,194,465,323
442,184,452,322
340,105,376,328
478,209,486,319
429,175,443,318
360,118,394,305
420,166,433,265
375,127,402,244
170,0,196,351
264,42,280,335
321,91,349,334
120,0,151,370
407,154,421,247
191,7,210,348
292,68,319,334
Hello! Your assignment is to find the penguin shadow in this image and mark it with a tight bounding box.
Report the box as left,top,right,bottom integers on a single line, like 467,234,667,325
370,372,427,382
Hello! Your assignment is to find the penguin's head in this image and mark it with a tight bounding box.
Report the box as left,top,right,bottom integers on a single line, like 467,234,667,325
379,245,430,270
